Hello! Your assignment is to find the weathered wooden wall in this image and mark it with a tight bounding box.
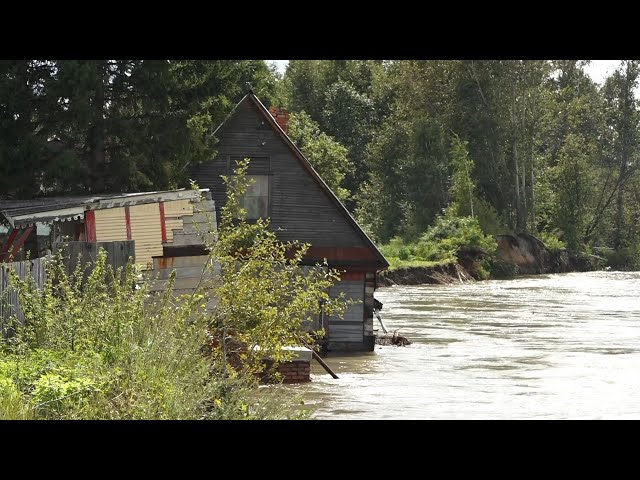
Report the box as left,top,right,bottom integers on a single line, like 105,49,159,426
53,241,135,276
164,199,194,242
326,278,365,349
91,196,212,270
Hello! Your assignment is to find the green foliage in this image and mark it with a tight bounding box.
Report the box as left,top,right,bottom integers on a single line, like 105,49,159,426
420,214,497,259
356,114,449,242
473,197,506,236
282,61,387,199
547,133,597,254
538,230,567,252
0,374,31,419
0,60,280,196
380,214,497,269
485,256,519,279
448,135,476,218
287,111,352,202
1,251,216,419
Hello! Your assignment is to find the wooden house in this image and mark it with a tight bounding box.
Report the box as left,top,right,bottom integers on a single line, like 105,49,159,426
188,92,389,352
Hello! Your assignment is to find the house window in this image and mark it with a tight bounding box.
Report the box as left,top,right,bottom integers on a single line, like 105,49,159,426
239,175,270,220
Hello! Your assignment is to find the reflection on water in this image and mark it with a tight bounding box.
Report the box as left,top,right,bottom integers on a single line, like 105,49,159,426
286,271,640,419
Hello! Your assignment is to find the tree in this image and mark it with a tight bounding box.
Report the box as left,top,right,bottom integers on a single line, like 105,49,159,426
448,135,475,218
0,60,280,197
601,61,640,250
287,111,352,202
0,60,58,198
281,61,388,205
549,133,597,253
356,113,449,242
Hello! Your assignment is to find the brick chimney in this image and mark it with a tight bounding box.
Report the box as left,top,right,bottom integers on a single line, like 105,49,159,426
269,106,289,134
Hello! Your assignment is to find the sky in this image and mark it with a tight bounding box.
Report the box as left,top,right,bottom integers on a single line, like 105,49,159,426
268,60,289,75
268,60,624,84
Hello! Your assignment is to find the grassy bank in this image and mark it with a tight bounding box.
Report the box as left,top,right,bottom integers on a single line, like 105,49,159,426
379,215,497,278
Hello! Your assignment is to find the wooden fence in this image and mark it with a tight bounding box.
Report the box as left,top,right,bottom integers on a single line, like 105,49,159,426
0,256,47,330
1,241,135,333
53,241,135,276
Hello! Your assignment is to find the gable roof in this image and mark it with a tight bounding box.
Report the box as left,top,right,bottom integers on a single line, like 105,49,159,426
213,92,389,270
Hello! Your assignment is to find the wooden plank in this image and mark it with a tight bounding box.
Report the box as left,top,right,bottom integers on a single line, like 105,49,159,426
53,241,135,276
85,210,96,242
129,203,162,268
152,255,210,269
3,226,34,261
159,202,167,243
1,257,47,332
125,206,132,240
188,101,370,251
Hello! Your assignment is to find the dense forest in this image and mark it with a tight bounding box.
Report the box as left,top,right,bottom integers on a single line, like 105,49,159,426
1,60,639,268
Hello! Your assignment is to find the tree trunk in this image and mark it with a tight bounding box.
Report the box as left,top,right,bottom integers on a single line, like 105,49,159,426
530,149,536,231
615,165,627,249
512,77,523,232
521,143,528,232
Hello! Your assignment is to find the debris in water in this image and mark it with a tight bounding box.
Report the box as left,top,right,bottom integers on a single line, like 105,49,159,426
375,330,412,346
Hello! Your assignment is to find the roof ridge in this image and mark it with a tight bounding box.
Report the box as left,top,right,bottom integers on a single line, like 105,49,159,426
243,92,388,269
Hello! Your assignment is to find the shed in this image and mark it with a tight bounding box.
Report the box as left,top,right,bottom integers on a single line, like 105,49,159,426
0,189,215,269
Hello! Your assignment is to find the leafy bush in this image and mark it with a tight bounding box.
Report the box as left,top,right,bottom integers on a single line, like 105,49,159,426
419,214,497,261
0,374,31,419
380,214,497,269
539,230,567,252
1,251,216,420
603,245,640,270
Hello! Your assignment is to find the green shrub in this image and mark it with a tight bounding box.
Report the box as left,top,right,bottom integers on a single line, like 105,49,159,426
379,214,497,270
419,214,497,262
539,230,567,253
604,246,640,270
1,251,217,420
0,375,31,419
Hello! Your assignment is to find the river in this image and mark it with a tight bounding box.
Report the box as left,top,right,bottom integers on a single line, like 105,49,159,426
292,271,640,419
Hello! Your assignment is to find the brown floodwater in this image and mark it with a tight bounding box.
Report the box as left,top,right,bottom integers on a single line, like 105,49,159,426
287,271,640,419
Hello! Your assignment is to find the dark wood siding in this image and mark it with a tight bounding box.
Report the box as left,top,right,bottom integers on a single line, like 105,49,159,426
326,278,364,343
189,100,367,249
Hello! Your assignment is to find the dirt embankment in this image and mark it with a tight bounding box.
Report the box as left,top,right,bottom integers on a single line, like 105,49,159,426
496,233,605,274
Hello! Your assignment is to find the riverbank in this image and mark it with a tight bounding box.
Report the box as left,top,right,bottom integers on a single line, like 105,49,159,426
378,233,612,287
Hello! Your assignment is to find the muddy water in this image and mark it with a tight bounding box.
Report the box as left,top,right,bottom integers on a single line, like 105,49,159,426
292,271,640,419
